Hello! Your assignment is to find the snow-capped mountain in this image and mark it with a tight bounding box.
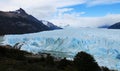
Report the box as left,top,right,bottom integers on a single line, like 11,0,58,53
0,8,61,35
2,28,120,70
41,20,62,29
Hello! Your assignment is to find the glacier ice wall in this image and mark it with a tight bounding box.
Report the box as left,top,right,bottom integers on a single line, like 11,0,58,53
2,28,120,70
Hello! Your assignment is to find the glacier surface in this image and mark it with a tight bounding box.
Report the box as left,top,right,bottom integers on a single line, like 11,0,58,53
2,28,120,70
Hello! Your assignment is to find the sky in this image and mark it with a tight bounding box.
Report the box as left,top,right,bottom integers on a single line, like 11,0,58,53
0,0,120,28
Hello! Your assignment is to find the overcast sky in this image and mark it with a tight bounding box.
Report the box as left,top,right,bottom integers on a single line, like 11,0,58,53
0,0,120,27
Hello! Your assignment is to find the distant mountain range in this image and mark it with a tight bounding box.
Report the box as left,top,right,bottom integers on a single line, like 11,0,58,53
97,22,120,29
108,22,120,29
0,8,61,35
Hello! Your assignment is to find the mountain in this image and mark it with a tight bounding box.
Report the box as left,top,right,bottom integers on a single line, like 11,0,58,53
108,22,120,29
0,8,61,35
41,20,62,29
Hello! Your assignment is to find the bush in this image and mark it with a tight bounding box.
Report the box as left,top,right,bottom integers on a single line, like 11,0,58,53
0,45,30,60
101,66,117,71
45,54,54,65
58,57,71,69
74,51,101,71
0,45,118,71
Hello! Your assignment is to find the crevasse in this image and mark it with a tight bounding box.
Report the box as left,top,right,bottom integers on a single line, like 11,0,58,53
2,28,120,70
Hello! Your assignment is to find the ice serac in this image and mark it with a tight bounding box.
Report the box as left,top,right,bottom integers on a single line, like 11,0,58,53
2,28,120,70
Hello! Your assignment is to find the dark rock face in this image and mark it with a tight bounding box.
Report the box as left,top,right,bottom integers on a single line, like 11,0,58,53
0,8,61,35
108,22,120,29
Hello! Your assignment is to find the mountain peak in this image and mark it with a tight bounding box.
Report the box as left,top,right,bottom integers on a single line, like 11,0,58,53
15,8,26,14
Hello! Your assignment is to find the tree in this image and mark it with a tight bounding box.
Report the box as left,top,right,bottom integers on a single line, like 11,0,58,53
46,54,54,65
58,57,71,69
74,51,101,71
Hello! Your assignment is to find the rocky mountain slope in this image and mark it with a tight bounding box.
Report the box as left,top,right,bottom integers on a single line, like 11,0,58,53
0,8,61,35
108,22,120,29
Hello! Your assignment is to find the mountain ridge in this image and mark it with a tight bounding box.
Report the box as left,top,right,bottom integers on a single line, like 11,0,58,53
0,8,61,35
108,22,120,29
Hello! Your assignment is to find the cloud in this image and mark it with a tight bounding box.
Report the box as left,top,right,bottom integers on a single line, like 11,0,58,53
49,13,120,28
86,0,120,6
0,0,120,27
0,0,120,11
0,0,85,20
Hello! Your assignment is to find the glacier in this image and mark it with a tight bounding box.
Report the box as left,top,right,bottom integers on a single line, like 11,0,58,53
2,28,120,70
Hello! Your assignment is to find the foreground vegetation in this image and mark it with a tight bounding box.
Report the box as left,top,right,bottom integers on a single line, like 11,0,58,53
0,45,117,71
